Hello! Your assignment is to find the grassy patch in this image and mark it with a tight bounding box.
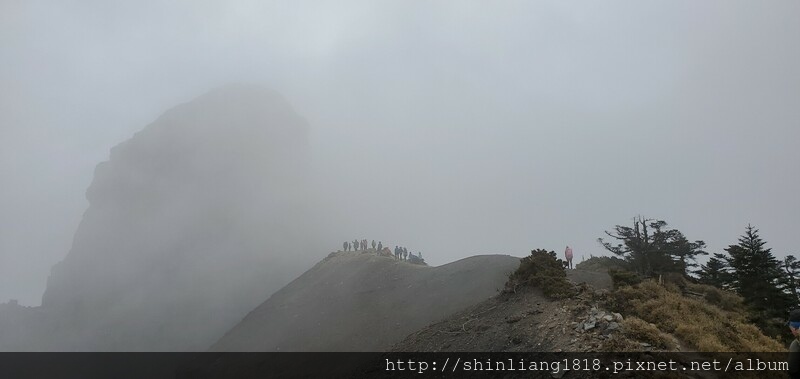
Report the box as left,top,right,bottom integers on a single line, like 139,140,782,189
621,316,677,350
611,280,783,352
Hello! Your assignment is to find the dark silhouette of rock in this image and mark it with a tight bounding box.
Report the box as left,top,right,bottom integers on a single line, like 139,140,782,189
1,85,315,351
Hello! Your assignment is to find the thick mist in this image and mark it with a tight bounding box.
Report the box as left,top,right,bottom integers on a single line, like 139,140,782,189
1,0,799,338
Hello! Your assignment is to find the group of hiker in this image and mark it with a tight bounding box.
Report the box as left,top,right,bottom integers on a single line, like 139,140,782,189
393,246,420,262
342,239,376,252
339,239,425,265
343,240,571,269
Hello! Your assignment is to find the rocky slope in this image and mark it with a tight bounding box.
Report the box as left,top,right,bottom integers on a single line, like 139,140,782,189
391,269,619,352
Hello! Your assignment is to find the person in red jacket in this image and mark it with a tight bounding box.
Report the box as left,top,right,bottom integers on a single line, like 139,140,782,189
564,246,574,269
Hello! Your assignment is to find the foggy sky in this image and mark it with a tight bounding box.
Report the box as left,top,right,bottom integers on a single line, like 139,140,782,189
2,0,799,305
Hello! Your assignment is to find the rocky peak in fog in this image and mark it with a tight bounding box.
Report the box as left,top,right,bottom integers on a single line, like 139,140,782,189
32,85,314,350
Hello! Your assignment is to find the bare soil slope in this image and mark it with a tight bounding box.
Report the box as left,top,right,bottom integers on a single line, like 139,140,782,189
211,251,521,351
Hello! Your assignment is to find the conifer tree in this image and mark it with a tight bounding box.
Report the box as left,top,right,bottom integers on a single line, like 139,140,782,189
697,252,730,288
780,255,800,308
598,217,706,276
723,225,792,329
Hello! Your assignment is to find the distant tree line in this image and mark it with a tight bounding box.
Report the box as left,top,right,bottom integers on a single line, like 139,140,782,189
598,216,798,340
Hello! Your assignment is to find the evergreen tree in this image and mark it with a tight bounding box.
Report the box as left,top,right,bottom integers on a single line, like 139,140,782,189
598,217,706,277
599,216,657,276
723,225,792,329
780,255,800,308
660,226,708,274
696,253,730,288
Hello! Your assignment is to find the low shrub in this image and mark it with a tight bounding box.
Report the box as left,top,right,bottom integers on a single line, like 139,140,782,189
608,269,642,288
684,282,743,312
505,249,575,299
575,256,629,272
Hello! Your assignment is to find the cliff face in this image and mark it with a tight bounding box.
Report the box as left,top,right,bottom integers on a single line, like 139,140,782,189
32,85,314,350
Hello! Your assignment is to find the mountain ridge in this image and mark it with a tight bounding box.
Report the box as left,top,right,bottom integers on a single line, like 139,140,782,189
212,250,521,351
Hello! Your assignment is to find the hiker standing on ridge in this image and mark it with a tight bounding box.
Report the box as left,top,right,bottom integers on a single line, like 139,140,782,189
342,242,347,251
565,246,574,269
788,309,800,378
372,240,376,250
377,241,383,252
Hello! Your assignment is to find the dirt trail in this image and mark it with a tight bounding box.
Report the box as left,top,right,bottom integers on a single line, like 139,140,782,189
567,269,613,291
